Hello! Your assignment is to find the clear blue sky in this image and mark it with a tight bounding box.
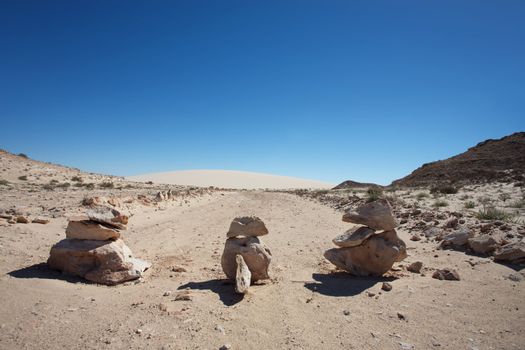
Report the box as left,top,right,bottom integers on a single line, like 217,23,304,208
1,1,524,185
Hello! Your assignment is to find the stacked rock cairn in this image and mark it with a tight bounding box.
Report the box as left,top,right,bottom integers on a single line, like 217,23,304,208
47,206,151,285
220,216,272,294
324,199,407,276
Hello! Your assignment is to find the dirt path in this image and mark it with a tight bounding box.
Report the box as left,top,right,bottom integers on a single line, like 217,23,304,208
1,191,523,349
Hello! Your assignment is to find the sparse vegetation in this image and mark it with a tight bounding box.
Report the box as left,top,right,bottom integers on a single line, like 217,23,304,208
430,185,459,195
475,207,515,222
0,179,9,186
18,175,28,181
146,181,154,185
366,187,383,202
432,199,449,208
71,176,83,182
57,182,71,189
416,192,429,200
464,201,476,209
17,153,29,158
85,183,95,190
99,182,114,189
50,179,59,185
42,184,55,191
509,199,525,209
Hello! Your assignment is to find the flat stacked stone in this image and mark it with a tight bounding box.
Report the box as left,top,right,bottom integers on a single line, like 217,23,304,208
47,206,150,285
324,199,407,276
221,216,272,294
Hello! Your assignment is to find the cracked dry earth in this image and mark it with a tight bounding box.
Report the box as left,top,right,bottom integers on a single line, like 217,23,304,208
0,191,523,349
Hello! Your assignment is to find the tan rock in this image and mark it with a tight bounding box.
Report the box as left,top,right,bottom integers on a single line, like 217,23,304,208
47,238,150,285
432,269,460,281
16,216,30,224
221,236,272,281
235,254,251,294
227,216,268,238
342,199,398,231
86,207,128,230
324,230,406,276
32,218,50,224
65,220,120,240
332,226,375,248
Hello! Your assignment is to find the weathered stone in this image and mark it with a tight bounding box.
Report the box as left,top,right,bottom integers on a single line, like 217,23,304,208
86,207,128,230
443,217,458,229
468,235,498,254
381,282,392,291
323,230,407,276
407,261,423,273
432,269,460,281
16,216,29,224
424,227,443,238
441,227,472,247
32,218,50,224
235,254,251,294
227,216,268,238
66,220,120,240
47,238,150,285
221,236,271,281
410,234,421,241
342,199,398,231
493,242,525,263
332,226,375,248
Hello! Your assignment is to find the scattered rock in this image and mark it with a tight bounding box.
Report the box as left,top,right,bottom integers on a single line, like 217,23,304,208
407,261,423,273
86,207,128,230
432,269,460,281
468,235,498,255
381,282,392,291
174,291,192,301
32,218,50,224
443,217,458,229
235,254,251,294
424,227,443,239
227,216,268,238
441,227,472,247
16,216,29,224
493,242,525,264
410,234,421,241
342,199,398,231
219,344,232,350
332,226,375,248
47,239,150,285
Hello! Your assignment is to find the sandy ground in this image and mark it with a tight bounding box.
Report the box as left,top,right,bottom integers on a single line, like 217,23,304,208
1,190,524,350
127,170,335,190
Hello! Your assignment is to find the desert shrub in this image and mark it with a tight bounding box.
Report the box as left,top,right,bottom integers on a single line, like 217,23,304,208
432,199,449,208
71,176,83,182
18,175,28,181
57,182,70,189
0,179,9,186
366,187,384,202
430,185,458,195
17,153,28,159
50,179,59,185
464,201,476,209
478,196,493,210
74,182,84,187
146,181,154,185
416,192,429,200
85,183,95,190
99,182,114,189
498,193,511,202
509,199,525,209
475,207,515,222
124,184,134,189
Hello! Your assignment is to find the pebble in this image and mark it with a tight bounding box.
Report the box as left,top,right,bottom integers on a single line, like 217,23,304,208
215,325,225,334
399,342,414,349
382,282,392,291
219,344,232,350
163,291,172,297
343,310,350,316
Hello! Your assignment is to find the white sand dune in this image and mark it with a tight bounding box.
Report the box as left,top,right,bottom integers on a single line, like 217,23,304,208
126,169,335,189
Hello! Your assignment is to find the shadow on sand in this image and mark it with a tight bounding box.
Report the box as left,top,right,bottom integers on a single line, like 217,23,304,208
304,272,396,297
8,262,85,283
178,279,244,306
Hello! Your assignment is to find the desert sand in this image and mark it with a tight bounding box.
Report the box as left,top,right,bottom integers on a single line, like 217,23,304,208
127,169,334,190
1,151,524,350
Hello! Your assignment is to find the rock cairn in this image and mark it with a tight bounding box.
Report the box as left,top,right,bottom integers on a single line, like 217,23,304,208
324,199,407,276
47,206,150,285
220,216,272,294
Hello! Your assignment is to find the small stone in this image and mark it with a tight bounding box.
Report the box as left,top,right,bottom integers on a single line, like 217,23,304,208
32,218,50,224
367,291,376,297
174,291,192,301
397,312,406,321
215,324,225,334
381,282,392,291
432,269,460,281
343,309,350,315
410,234,421,241
219,344,232,350
16,216,29,224
163,291,172,297
399,342,414,349
135,329,143,334
407,261,423,273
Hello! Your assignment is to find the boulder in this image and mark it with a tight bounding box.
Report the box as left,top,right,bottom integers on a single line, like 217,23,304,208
493,242,525,263
47,238,150,285
65,220,120,240
227,216,268,238
342,199,398,231
221,236,272,281
332,226,375,248
324,230,407,276
86,207,128,230
468,235,498,254
235,254,251,294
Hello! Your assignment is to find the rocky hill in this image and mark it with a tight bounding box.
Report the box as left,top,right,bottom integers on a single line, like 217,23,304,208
332,180,381,190
392,132,525,187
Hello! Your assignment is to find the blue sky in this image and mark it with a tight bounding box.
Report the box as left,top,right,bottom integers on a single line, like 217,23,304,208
1,1,524,185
